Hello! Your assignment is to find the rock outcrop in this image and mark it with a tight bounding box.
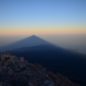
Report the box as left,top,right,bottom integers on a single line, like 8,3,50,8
0,54,79,86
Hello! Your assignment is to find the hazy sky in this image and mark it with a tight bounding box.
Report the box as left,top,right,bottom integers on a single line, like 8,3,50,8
0,0,86,36
0,0,86,54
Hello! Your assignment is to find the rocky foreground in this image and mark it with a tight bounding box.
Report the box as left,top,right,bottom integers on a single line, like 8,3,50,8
0,54,79,86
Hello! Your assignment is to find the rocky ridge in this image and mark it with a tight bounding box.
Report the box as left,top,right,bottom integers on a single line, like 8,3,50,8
0,54,79,86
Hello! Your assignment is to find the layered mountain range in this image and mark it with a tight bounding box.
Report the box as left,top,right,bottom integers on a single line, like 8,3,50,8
0,35,86,86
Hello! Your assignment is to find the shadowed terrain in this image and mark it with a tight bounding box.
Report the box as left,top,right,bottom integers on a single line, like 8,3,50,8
0,54,79,86
0,36,86,86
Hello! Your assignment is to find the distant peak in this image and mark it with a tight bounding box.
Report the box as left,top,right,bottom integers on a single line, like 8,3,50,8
29,35,42,40
30,35,38,38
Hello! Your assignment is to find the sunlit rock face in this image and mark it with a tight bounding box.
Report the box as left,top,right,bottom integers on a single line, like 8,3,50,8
0,54,79,86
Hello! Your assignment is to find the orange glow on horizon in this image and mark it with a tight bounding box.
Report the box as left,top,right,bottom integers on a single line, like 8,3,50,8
0,27,86,36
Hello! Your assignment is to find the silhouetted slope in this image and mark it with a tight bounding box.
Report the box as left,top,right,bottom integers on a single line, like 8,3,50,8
0,35,49,52
0,36,86,86
9,44,86,86
0,54,79,86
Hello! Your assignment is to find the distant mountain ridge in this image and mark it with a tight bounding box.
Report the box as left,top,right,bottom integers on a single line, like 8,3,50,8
0,35,86,86
0,35,50,52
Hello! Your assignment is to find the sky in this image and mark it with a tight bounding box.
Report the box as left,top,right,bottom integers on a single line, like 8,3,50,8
0,0,86,54
0,0,86,36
